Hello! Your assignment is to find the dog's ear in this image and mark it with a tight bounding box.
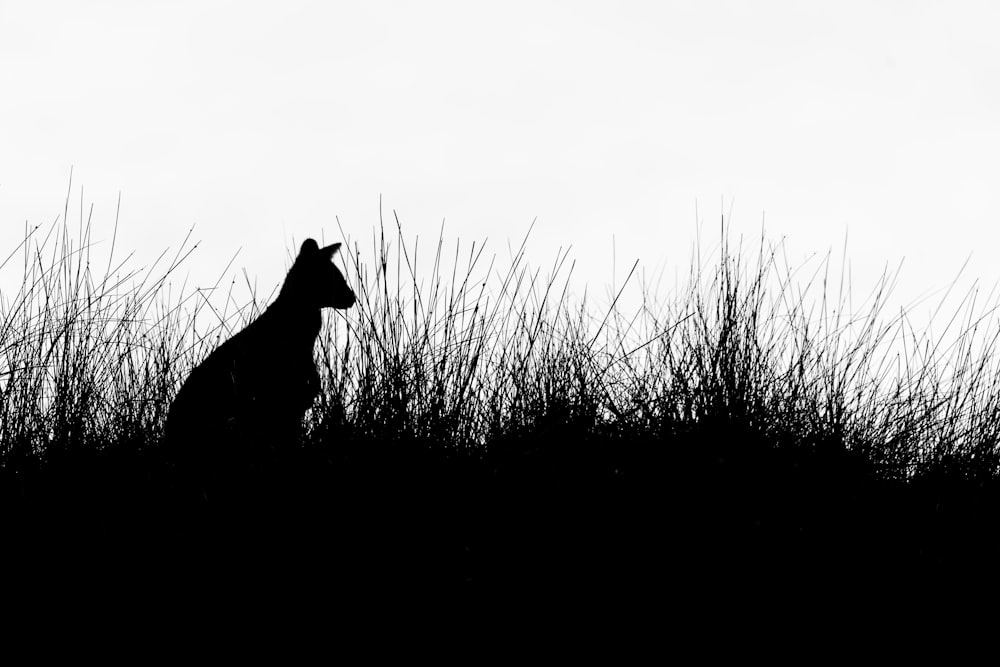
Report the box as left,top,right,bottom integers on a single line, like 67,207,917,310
299,239,320,256
320,242,342,259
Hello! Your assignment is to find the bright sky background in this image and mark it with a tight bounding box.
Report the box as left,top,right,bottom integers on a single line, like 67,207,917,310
2,0,999,320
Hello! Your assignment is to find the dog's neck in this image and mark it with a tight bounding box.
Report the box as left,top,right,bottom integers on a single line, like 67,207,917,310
264,295,323,344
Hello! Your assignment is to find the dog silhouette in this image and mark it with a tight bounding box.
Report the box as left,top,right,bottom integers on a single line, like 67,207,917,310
165,238,355,497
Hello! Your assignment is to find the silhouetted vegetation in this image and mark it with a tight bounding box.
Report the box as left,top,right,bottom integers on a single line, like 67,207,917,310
4,188,1000,602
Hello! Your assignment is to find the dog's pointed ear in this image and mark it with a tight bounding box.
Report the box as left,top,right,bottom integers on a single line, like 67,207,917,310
320,242,342,259
300,239,320,256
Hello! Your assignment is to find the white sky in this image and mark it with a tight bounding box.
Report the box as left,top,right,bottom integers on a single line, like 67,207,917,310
2,0,999,319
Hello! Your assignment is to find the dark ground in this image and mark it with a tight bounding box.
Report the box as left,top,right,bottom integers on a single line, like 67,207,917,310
4,424,1000,613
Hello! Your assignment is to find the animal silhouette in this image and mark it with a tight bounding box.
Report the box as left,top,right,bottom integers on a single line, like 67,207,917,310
165,238,356,496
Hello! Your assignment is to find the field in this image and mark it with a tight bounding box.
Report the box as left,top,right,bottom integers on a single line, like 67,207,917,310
4,194,1000,607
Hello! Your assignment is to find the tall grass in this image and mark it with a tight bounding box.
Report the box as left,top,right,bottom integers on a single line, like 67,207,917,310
3,188,1000,496
313,215,1000,487
0,183,259,472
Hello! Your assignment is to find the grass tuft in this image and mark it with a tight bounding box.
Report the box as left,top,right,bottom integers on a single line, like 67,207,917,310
5,191,1000,597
